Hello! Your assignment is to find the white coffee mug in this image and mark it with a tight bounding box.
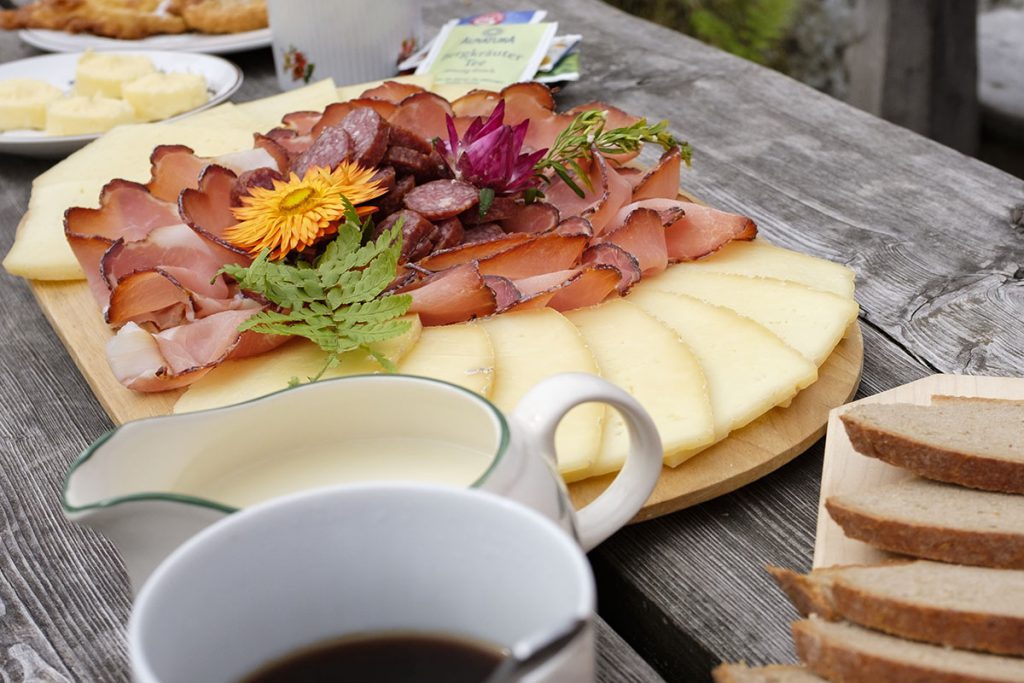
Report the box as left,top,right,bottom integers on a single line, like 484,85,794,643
267,0,422,89
129,484,596,683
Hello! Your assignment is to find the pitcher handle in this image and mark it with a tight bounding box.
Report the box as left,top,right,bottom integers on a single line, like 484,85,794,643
513,373,663,551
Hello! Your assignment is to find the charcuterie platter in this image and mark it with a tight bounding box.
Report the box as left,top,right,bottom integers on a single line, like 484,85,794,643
8,77,863,519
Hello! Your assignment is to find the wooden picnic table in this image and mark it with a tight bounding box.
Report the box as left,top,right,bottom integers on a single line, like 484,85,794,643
1,0,1022,680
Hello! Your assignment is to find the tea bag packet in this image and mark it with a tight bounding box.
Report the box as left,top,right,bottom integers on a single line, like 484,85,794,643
399,10,548,72
416,20,558,90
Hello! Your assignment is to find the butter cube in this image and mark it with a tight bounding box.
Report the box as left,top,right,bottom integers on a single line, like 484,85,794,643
123,72,209,122
75,52,155,98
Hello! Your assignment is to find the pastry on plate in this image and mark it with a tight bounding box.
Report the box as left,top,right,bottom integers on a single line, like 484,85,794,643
0,0,187,39
180,0,266,34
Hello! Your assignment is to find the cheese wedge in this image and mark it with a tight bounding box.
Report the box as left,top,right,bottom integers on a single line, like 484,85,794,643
173,316,422,414
627,289,818,463
681,239,856,298
479,308,605,481
397,321,495,398
235,78,338,132
565,299,715,475
637,269,859,366
3,180,98,279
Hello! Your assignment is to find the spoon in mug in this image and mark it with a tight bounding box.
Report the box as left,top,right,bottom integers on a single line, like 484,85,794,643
481,617,589,683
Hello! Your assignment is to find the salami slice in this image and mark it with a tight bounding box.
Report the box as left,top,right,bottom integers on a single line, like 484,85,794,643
404,179,479,221
292,125,353,178
340,108,390,168
369,165,396,193
384,146,434,179
376,174,415,216
462,223,507,244
434,217,464,251
461,195,518,225
371,209,435,263
388,125,433,155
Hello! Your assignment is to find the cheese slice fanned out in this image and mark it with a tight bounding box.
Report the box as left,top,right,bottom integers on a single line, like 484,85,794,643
397,321,495,398
480,308,605,481
679,239,856,298
627,289,818,464
173,316,423,414
636,269,859,366
565,299,714,476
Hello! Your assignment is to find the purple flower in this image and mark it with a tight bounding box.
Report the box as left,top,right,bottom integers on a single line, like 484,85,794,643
434,101,548,195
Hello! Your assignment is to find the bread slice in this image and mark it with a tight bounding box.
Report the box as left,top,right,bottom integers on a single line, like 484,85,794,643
770,561,1024,655
712,663,825,682
792,618,1024,683
840,397,1024,493
826,477,1024,568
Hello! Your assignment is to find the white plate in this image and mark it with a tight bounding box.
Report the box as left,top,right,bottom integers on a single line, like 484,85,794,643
0,51,242,159
19,27,271,55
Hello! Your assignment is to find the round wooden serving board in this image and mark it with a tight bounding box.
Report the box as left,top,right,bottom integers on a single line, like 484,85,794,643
570,322,864,521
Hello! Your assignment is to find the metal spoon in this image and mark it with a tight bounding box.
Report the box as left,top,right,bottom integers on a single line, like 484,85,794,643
481,617,589,683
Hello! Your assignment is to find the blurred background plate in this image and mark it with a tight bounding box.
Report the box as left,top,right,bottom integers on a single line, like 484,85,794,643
0,50,242,159
19,27,271,54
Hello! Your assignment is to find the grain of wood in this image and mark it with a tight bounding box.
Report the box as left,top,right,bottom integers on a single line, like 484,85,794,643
1,0,1022,681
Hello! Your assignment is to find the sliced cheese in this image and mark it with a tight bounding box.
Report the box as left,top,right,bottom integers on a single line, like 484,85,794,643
637,269,859,366
172,102,258,130
336,73,435,101
173,316,422,414
34,122,255,188
565,299,715,475
682,238,856,298
3,180,97,279
235,78,338,132
627,288,818,464
479,308,605,481
397,321,494,398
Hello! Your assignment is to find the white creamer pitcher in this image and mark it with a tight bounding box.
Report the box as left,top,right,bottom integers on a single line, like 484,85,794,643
63,373,664,593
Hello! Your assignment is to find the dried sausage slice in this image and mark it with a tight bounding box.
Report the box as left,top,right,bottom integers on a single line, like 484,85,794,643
371,209,435,263
292,125,353,178
404,179,479,220
340,108,390,168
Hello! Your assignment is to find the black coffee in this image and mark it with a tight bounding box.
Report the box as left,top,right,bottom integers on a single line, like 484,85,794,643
239,631,505,683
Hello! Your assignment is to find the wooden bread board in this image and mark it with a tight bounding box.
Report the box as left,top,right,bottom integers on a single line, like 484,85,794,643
813,374,1024,568
31,276,863,521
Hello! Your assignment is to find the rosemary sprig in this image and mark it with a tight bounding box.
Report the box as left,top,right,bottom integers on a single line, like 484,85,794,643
534,109,693,198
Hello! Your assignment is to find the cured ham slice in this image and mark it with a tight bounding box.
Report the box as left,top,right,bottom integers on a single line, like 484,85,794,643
252,134,291,177
360,80,428,103
101,223,248,292
401,262,497,325
451,89,501,118
477,232,588,280
500,202,559,234
631,146,683,201
66,180,180,242
565,102,643,164
582,243,642,294
264,128,314,159
106,322,214,392
596,207,669,276
179,165,245,245
416,233,530,272
484,275,521,312
513,266,620,312
68,236,117,307
281,110,322,136
388,92,454,144
555,216,594,238
148,145,280,203
543,152,631,234
612,198,757,261
106,268,256,331
461,223,509,245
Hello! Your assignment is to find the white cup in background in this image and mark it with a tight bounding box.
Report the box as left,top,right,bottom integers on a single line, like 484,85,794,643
129,484,596,683
267,0,422,90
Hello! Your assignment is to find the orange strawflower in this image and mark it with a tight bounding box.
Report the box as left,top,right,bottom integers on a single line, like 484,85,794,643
225,162,386,259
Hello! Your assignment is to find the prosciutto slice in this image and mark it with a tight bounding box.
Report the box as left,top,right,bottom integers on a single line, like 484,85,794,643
388,92,454,143
477,232,588,280
596,207,669,277
543,152,632,234
500,202,559,234
416,233,530,271
631,146,683,201
512,266,621,312
612,198,757,261
106,268,257,331
179,165,245,245
360,80,428,104
582,243,642,294
148,145,280,203
401,262,497,325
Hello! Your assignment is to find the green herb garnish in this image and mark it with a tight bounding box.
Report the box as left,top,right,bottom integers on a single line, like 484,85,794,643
220,201,412,383
534,109,693,198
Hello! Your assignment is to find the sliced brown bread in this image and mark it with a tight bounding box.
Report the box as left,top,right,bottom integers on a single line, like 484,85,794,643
792,618,1024,683
840,397,1024,493
712,663,826,682
825,477,1024,568
769,561,1024,655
